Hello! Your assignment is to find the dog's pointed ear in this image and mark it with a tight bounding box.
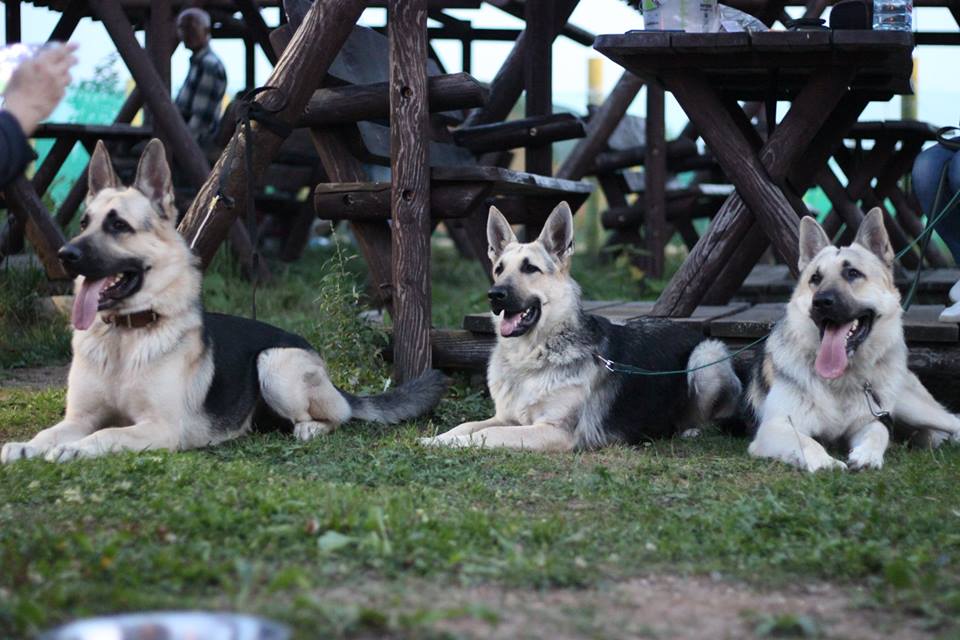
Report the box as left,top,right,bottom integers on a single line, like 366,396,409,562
487,206,517,262
854,207,894,268
133,139,175,220
798,215,831,272
88,140,120,195
537,201,575,266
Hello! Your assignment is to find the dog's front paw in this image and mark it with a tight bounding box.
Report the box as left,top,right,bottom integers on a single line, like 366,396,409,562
419,434,474,448
802,450,847,473
847,447,885,471
1,442,45,464
293,421,334,442
44,443,96,463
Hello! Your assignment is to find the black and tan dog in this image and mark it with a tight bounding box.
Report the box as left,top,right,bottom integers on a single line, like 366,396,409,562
1,140,446,463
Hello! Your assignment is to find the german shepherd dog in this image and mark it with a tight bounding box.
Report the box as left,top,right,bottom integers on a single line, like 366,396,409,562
747,209,960,472
420,203,742,451
1,140,446,463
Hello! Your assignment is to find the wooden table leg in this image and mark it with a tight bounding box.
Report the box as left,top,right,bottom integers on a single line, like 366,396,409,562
389,0,432,383
643,81,667,278
4,177,68,280
653,68,855,316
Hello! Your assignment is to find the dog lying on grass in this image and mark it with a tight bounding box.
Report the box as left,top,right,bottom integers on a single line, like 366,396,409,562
420,202,742,451
746,209,960,471
1,139,446,463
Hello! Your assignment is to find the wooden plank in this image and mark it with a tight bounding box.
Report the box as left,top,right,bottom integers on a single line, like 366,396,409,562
464,300,624,334
748,30,831,52
147,0,173,98
670,32,750,54
903,306,959,343
31,137,74,196
48,0,85,42
314,181,487,221
710,303,785,338
389,0,432,383
175,0,368,268
235,0,280,65
556,71,644,181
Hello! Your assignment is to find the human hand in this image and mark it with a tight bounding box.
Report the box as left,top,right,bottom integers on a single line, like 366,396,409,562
3,42,78,136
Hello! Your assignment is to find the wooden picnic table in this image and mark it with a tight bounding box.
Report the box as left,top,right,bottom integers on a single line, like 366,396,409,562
593,30,915,317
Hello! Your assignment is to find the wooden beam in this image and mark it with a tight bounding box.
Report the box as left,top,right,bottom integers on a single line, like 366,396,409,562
48,1,84,42
147,0,173,94
557,71,643,181
5,1,20,44
389,0,432,383
299,72,487,127
5,177,68,280
176,0,368,268
643,82,667,278
235,0,280,65
452,113,584,154
524,0,553,181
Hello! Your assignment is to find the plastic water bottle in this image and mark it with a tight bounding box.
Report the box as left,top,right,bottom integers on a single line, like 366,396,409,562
873,0,913,31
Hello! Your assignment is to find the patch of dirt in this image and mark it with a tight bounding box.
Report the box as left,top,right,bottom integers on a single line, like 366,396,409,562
319,574,935,640
0,364,69,390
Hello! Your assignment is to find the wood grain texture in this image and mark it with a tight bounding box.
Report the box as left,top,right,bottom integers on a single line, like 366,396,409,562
175,0,367,267
523,0,553,180
389,0,432,382
235,0,279,65
453,113,585,154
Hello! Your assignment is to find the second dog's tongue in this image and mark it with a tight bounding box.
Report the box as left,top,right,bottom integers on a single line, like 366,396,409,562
71,276,109,331
815,321,855,379
500,311,522,337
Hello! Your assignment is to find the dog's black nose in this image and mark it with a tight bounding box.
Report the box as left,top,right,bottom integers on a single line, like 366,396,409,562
488,286,508,303
812,290,836,309
57,244,82,265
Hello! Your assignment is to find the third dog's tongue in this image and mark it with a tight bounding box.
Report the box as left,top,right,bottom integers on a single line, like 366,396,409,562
500,312,522,337
815,320,855,379
71,276,109,331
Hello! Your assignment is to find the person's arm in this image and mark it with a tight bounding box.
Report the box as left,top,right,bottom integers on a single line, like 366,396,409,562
0,43,77,186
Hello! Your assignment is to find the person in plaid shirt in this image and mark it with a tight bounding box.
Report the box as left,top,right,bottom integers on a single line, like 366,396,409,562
174,8,227,148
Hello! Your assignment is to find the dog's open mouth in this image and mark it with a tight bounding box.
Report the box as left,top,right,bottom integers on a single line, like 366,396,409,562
498,301,541,338
814,312,874,379
71,270,144,331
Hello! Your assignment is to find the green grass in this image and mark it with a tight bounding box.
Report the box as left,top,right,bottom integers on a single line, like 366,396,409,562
1,241,959,638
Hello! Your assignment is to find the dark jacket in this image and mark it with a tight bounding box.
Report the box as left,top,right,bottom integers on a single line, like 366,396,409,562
0,110,33,186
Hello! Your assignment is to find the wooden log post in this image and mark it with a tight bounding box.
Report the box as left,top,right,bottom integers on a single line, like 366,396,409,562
524,0,553,178
5,1,20,44
173,0,367,267
557,71,644,181
644,82,667,278
388,0,432,383
236,0,280,65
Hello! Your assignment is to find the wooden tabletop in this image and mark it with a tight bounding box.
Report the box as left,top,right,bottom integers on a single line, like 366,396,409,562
594,30,915,100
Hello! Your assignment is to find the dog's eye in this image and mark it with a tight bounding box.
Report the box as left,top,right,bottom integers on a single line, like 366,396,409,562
494,263,504,276
79,216,89,231
520,261,541,274
107,217,134,234
844,267,864,281
809,271,822,286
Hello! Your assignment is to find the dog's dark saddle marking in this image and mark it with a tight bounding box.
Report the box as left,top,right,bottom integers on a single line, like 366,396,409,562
202,312,314,433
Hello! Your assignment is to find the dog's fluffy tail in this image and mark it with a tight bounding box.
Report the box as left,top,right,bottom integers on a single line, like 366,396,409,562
339,369,448,424
687,339,742,422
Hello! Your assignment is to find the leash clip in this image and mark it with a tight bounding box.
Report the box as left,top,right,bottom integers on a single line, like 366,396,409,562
863,382,893,428
595,353,616,372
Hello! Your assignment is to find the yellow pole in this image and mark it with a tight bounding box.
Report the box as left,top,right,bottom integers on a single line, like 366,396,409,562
585,58,604,257
901,54,918,121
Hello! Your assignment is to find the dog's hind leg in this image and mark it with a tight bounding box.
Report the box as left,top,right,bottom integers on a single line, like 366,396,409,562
893,372,960,447
686,340,743,431
419,416,506,446
749,417,847,472
258,348,351,442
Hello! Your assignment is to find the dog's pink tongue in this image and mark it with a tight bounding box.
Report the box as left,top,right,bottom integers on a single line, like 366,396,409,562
71,276,109,331
815,321,855,379
500,312,522,337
